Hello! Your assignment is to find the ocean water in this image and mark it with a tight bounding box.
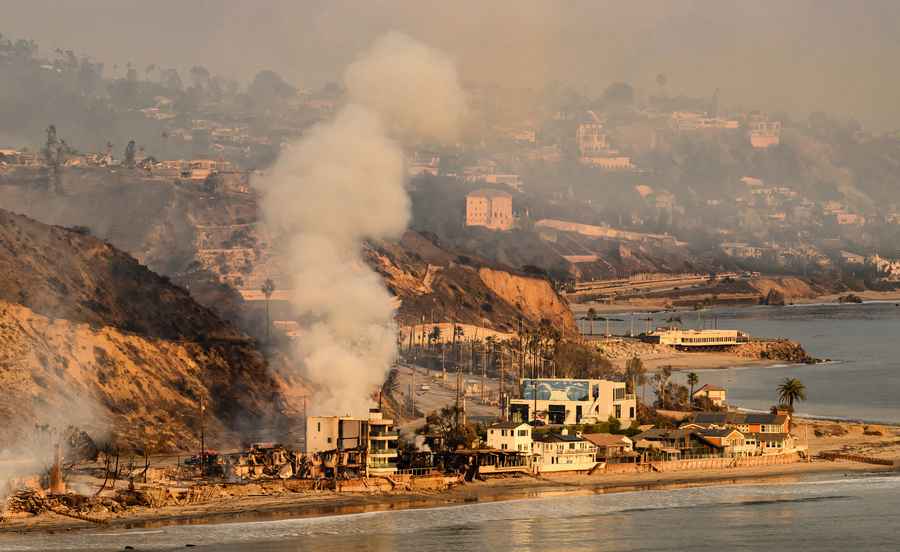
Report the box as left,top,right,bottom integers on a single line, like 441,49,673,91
611,302,900,423
3,472,899,551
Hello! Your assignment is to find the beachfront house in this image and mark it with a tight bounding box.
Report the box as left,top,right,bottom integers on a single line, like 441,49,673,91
686,412,790,434
693,428,757,456
486,421,532,452
508,378,636,426
583,433,635,462
632,428,721,460
681,412,797,455
532,430,598,473
305,409,399,477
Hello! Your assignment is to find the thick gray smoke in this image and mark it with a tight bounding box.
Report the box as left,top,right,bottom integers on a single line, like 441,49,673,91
259,33,465,416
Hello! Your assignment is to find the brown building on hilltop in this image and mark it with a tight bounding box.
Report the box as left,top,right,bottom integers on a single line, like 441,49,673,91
466,188,513,230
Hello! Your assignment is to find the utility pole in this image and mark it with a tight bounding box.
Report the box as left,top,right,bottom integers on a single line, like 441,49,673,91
481,340,487,403
499,347,506,421
531,356,537,424
199,396,206,477
455,363,461,426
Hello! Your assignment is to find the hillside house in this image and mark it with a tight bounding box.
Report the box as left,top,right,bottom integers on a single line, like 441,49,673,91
465,189,513,230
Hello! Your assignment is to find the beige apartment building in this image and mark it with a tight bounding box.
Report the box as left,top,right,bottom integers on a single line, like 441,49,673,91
466,189,513,230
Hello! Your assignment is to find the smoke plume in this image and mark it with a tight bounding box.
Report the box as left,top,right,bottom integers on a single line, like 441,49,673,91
259,32,465,416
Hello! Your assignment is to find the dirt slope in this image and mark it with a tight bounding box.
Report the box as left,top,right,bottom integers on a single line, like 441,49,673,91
0,210,288,451
367,231,578,337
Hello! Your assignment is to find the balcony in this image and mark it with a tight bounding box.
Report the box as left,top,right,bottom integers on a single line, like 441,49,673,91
369,431,399,440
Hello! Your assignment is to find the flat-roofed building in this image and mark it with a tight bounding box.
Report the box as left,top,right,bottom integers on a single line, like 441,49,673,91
648,329,750,350
306,409,399,476
466,188,513,230
508,378,636,426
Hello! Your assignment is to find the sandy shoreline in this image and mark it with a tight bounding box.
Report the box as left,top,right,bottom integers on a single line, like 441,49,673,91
0,460,893,537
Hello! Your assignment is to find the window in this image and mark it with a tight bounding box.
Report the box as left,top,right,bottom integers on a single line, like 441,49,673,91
629,406,635,419
615,405,622,418
327,437,332,444
614,388,625,400
569,443,575,449
317,422,321,432
501,443,507,450
518,429,528,437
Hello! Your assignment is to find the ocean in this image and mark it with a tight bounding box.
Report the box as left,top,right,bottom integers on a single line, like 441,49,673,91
592,302,900,423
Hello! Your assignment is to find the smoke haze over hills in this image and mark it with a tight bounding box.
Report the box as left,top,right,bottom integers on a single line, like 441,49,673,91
3,0,900,131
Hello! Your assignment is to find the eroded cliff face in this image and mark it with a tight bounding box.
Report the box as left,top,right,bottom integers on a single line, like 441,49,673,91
0,210,290,452
365,231,578,337
0,301,286,451
750,277,819,302
477,267,578,336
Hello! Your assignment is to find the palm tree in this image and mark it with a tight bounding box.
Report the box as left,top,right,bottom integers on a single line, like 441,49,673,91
261,279,275,343
379,368,400,410
429,325,442,352
586,307,597,336
777,378,807,410
686,372,699,409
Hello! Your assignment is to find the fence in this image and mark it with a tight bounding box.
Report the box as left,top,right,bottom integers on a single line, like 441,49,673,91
647,452,803,473
819,452,896,466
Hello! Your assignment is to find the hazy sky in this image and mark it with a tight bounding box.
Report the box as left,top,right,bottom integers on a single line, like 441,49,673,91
4,0,899,130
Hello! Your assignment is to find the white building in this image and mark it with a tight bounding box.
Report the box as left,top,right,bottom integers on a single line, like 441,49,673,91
649,329,750,349
508,378,636,426
306,410,399,476
532,430,598,473
486,421,532,452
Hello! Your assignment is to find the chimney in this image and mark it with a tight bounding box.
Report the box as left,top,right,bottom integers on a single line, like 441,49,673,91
49,442,65,495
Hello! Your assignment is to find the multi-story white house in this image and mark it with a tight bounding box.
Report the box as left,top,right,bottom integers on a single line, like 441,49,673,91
486,421,532,452
508,378,636,426
531,430,598,473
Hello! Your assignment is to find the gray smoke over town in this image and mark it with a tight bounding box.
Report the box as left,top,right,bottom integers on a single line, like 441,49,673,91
258,32,465,416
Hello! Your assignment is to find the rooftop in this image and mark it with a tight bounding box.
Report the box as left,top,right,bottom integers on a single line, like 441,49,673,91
583,433,631,447
467,188,512,199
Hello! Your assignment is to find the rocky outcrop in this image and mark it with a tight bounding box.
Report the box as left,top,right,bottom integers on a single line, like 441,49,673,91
734,340,819,364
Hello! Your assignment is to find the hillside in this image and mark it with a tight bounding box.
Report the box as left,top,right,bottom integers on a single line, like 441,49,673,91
0,209,289,451
367,231,578,337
